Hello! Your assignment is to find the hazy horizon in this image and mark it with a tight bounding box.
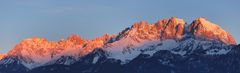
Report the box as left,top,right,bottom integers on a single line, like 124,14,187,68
0,0,240,54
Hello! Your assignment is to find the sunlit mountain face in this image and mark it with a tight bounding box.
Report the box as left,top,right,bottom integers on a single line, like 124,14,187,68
0,17,239,73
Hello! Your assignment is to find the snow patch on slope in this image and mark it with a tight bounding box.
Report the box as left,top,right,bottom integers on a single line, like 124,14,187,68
92,56,99,64
104,36,179,63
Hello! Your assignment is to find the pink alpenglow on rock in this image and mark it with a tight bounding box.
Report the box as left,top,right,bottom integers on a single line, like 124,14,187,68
188,17,236,45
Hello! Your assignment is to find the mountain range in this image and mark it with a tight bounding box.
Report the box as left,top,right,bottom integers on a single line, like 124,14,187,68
0,17,239,73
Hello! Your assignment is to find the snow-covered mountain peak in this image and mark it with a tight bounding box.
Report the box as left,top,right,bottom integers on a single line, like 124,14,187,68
5,36,86,69
188,17,236,45
102,17,187,63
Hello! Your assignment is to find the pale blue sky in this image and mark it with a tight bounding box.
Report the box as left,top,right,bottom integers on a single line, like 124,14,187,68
0,0,240,53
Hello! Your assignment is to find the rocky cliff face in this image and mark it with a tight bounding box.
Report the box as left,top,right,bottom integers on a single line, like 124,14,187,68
161,17,185,40
115,17,186,42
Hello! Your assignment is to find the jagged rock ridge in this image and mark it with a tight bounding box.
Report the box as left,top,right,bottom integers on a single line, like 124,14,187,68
0,17,237,72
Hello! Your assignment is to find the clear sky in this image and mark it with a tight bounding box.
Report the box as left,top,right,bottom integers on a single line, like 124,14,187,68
0,0,239,53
